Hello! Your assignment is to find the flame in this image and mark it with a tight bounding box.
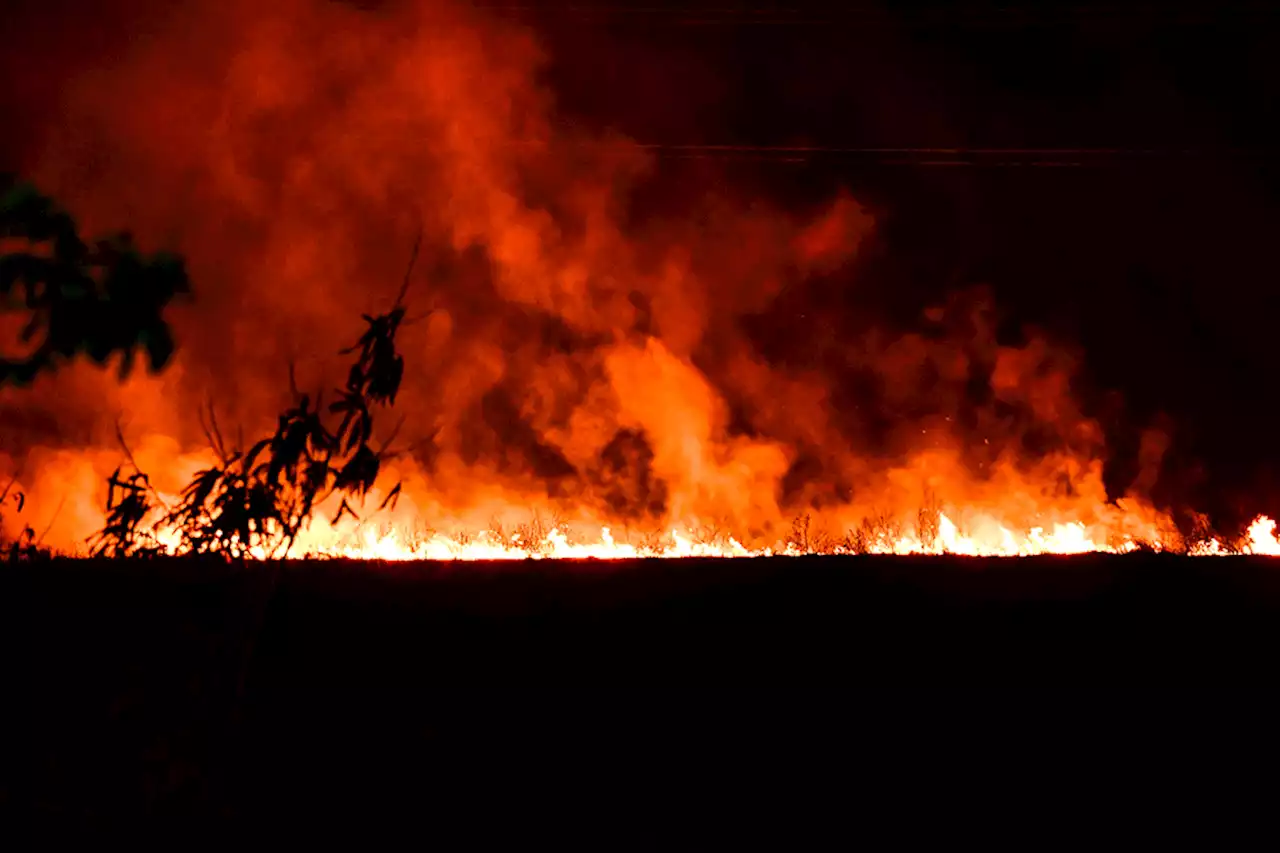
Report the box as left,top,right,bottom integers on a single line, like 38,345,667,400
37,460,1266,559
1,0,1277,563
128,508,1278,561
1243,516,1280,556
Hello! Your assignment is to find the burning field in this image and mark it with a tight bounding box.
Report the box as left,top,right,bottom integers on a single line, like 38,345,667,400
2,0,1278,564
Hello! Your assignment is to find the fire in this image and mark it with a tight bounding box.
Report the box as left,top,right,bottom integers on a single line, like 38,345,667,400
1244,516,1280,556
133,509,1277,561
1,433,1276,559
282,511,1276,560
303,525,754,562
2,0,1277,563
52,465,1267,559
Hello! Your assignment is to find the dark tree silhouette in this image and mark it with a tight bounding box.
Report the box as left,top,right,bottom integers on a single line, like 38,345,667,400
92,235,420,560
0,175,190,386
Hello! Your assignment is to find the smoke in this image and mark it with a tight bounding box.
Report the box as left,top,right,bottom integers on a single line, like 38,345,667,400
1,0,1179,550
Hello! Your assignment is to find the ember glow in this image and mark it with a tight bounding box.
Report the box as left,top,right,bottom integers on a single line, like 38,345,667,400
1,0,1277,561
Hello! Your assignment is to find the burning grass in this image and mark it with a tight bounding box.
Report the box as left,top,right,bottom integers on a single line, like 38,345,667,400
6,271,1280,564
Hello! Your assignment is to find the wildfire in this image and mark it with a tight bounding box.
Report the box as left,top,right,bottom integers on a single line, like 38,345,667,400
4,0,1279,566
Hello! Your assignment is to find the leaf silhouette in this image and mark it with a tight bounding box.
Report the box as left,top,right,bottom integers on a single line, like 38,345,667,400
379,482,403,512
331,498,359,526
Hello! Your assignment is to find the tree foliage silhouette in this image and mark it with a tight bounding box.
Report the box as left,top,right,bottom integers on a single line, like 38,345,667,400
92,236,419,560
0,176,190,385
90,468,166,558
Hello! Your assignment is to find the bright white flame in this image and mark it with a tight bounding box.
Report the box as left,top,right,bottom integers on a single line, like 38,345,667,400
124,510,1274,561
1244,516,1280,556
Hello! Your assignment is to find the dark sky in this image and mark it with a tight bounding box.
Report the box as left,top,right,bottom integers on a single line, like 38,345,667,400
3,0,1280,521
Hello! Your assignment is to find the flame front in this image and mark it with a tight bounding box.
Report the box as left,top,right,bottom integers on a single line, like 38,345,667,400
142,511,1280,561
108,472,1280,559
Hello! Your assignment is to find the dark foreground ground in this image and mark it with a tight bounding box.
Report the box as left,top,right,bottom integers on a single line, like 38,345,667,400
9,553,1280,832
